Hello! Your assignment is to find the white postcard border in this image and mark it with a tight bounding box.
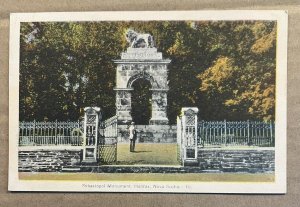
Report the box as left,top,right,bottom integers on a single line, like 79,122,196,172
9,10,287,193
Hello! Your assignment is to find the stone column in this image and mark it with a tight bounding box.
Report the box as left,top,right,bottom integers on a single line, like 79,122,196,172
149,89,169,125
114,88,133,124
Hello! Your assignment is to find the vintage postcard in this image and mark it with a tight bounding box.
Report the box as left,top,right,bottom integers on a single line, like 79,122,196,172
9,11,287,193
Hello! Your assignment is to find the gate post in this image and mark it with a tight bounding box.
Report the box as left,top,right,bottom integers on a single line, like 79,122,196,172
181,107,199,166
82,107,101,163
177,115,183,165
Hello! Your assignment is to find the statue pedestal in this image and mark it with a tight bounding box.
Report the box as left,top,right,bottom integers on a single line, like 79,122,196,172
121,48,162,60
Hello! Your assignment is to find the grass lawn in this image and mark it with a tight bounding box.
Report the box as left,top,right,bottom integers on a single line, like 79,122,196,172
116,143,179,165
19,172,274,182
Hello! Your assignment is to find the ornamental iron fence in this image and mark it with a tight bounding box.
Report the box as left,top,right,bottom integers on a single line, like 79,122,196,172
19,120,84,146
198,120,275,147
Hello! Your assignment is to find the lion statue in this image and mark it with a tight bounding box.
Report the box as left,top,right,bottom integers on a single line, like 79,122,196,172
125,29,155,48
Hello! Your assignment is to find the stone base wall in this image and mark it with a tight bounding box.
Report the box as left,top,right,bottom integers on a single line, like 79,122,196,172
18,148,275,173
193,148,275,173
19,150,82,172
117,125,177,143
149,118,169,125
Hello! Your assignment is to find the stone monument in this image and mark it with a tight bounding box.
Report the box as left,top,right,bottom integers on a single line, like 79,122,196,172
114,29,171,125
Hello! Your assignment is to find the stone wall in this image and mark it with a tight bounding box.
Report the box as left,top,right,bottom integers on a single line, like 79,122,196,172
19,150,82,172
194,148,275,173
18,147,275,173
117,125,177,143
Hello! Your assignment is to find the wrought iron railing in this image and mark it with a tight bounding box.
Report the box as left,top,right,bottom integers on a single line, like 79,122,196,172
197,120,275,147
19,115,118,147
100,115,118,139
98,115,118,164
19,120,84,146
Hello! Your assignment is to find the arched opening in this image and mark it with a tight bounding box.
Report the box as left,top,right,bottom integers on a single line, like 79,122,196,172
131,78,152,125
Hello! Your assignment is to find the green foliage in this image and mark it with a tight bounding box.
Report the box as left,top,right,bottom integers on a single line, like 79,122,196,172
20,22,125,121
197,21,276,121
19,21,276,122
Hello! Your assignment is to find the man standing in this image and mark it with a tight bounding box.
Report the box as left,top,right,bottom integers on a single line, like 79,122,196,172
129,122,137,152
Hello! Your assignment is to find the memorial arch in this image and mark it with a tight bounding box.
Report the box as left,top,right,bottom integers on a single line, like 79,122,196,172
127,71,157,88
114,29,171,125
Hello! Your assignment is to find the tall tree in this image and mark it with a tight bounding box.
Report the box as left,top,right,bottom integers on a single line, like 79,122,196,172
20,21,276,123
197,21,276,121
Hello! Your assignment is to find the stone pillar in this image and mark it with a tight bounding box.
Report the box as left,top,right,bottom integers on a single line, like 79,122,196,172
114,88,133,124
149,89,169,125
82,107,101,163
181,107,199,166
